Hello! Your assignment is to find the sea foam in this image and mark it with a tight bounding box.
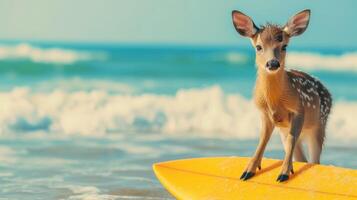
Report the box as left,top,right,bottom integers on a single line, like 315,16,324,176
226,51,357,72
287,51,357,72
0,43,106,64
0,86,355,143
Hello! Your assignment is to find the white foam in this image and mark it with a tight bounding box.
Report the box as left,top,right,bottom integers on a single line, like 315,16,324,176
224,52,248,64
226,51,357,72
287,51,357,72
0,86,356,143
64,185,118,200
36,78,135,94
0,43,106,64
69,186,100,194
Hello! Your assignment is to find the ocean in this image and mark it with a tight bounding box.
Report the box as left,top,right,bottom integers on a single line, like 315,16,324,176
0,42,356,199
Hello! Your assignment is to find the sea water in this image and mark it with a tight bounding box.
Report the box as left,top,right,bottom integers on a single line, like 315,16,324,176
0,42,356,199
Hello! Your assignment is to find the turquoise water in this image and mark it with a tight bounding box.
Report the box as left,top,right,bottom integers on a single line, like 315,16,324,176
0,42,356,199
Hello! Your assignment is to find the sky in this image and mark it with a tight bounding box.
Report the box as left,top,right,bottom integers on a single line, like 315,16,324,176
0,0,356,48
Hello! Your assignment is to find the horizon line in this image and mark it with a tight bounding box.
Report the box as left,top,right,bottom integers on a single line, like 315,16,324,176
0,39,356,51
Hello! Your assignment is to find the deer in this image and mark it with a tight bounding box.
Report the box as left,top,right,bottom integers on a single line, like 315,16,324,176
231,9,332,182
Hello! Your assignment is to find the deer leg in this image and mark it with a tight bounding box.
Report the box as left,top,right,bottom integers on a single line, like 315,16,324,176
241,114,274,180
279,128,288,152
307,128,324,164
277,113,304,182
293,140,307,162
280,129,307,162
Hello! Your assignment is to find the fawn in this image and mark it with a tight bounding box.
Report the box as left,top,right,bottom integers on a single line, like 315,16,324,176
231,9,332,182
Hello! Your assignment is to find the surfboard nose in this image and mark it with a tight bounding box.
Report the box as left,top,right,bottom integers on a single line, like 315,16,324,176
152,163,161,177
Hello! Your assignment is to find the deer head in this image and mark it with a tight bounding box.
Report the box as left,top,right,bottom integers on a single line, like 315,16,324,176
232,10,311,74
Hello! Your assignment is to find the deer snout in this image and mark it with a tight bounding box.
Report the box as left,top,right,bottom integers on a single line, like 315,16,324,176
266,59,280,71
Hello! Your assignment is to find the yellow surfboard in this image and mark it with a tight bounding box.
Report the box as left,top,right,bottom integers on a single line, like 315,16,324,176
153,157,357,199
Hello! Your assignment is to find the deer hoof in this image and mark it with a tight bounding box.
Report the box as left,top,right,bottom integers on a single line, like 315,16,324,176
240,171,255,181
276,174,289,182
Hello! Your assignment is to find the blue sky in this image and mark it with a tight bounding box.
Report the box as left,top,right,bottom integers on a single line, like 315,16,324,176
0,0,356,47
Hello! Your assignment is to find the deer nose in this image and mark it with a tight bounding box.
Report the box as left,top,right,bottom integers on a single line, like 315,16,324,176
266,59,280,70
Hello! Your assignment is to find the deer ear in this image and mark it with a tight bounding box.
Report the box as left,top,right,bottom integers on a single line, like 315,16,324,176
284,9,311,37
232,10,259,38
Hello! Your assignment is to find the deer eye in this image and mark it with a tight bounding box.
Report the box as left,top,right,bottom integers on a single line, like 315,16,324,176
256,45,262,51
282,45,287,51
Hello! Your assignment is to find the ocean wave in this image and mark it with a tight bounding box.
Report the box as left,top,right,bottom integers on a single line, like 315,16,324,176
286,51,357,71
0,86,355,142
35,78,136,93
224,52,249,64
226,51,357,72
60,185,118,200
0,43,106,64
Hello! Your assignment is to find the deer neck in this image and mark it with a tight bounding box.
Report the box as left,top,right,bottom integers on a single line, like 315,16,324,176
256,66,287,107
